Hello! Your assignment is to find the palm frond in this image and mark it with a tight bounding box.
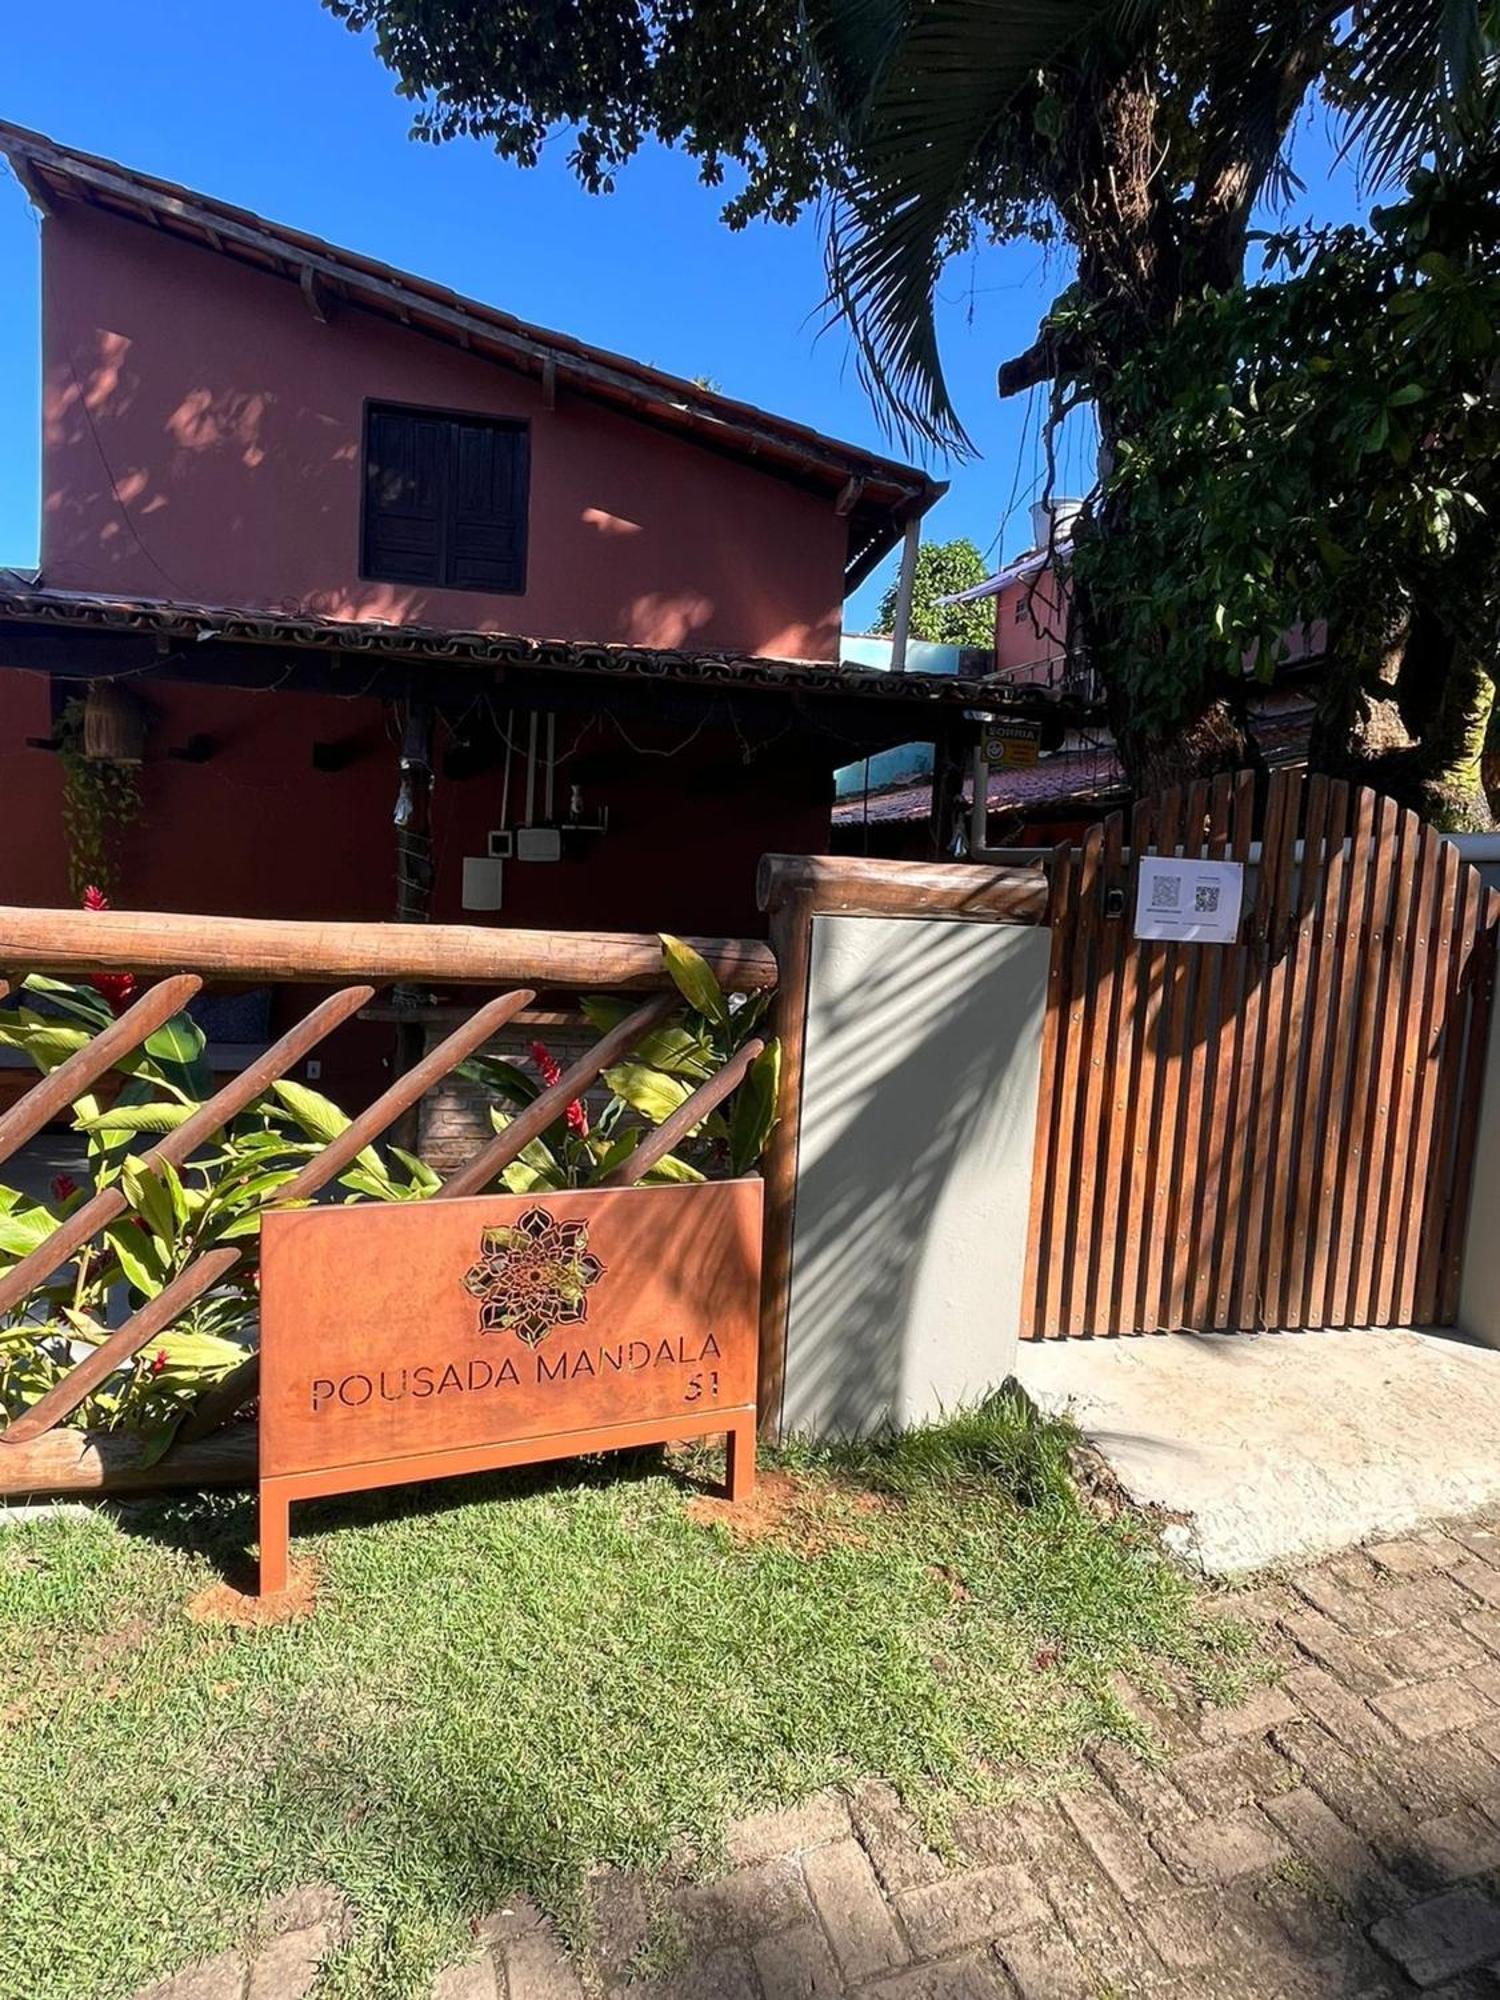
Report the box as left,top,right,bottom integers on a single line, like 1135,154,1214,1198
808,0,1144,455
1342,0,1499,185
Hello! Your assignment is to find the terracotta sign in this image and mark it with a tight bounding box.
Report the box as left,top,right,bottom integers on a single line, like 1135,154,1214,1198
257,1178,762,1592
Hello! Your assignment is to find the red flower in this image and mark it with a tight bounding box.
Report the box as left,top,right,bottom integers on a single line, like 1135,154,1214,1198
150,1348,169,1377
81,887,137,1015
50,1174,78,1203
529,1040,588,1140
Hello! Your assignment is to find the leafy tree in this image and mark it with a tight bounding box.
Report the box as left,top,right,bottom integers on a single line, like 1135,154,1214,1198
326,0,1497,788
873,537,994,650
1073,149,1500,827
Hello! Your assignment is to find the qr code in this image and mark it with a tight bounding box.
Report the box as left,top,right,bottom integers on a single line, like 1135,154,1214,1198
1150,876,1181,911
1194,883,1221,914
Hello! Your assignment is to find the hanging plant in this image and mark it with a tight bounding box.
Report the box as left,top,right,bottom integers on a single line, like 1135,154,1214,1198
57,696,143,901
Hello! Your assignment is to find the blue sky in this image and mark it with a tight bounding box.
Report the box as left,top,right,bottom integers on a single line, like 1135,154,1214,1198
0,0,1366,627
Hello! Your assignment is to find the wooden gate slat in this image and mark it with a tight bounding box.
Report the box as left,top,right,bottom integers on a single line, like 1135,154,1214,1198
1260,774,1331,1327
1144,781,1209,1329
1282,782,1351,1325
1302,787,1379,1326
1079,811,1128,1334
1194,772,1256,1328
1125,786,1184,1330
1054,826,1104,1335
1357,806,1425,1324
1232,769,1303,1329
1327,794,1400,1327
1171,773,1234,1332
1020,841,1076,1340
1351,800,1421,1325
1101,798,1156,1334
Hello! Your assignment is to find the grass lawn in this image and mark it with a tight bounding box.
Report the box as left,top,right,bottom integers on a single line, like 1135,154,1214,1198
0,1392,1257,2000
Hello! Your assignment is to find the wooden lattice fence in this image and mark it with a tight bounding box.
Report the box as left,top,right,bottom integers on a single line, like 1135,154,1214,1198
0,907,778,1496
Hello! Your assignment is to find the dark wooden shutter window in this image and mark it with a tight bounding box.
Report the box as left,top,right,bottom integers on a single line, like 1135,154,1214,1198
362,404,529,595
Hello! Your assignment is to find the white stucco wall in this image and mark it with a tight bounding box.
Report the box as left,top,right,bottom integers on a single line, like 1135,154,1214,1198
1460,1007,1500,1348
780,914,1048,1439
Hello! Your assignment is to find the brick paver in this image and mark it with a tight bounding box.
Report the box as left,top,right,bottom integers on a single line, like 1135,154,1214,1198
129,1510,1500,1999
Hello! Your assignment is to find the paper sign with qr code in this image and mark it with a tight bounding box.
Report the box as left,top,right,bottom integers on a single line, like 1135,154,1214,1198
1133,857,1244,943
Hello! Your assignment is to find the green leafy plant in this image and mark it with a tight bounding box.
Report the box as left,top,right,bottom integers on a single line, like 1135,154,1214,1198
0,976,434,1449
462,933,781,1193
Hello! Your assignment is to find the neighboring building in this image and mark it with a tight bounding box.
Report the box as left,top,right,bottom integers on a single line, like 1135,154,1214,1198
835,497,1326,852
0,126,1063,1101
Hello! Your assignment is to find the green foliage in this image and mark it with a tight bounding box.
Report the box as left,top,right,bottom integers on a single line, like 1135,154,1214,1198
466,935,780,1193
0,979,436,1444
873,537,994,650
1069,155,1500,753
0,1399,1254,1999
57,698,141,901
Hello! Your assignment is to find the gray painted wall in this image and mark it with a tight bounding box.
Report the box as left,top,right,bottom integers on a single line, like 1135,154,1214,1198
781,914,1048,1439
1460,1005,1500,1348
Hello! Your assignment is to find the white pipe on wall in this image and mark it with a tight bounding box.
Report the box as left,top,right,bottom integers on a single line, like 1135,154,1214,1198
888,518,921,674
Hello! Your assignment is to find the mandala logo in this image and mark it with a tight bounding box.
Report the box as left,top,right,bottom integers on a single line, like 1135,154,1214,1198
462,1206,606,1346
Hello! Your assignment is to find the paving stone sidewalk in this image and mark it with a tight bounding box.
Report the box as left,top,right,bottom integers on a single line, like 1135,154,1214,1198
139,1516,1500,2000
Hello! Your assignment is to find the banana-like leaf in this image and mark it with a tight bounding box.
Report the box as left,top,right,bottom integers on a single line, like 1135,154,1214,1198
660,933,730,1027
729,1039,783,1175
642,1153,707,1184
602,1062,693,1125
0,1206,61,1260
588,1129,642,1180
75,1102,197,1139
104,1218,169,1296
460,1056,540,1105
272,1079,386,1179
144,1014,207,1066
390,1145,442,1195
0,1022,93,1071
121,1157,178,1247
20,975,113,1029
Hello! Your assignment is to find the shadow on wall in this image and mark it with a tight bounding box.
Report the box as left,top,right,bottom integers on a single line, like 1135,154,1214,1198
784,917,1047,1440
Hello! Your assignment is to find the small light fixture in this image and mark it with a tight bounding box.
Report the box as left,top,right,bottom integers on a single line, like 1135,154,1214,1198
82,682,147,763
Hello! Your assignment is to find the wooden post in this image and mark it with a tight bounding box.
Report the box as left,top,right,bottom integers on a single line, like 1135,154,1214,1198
392,701,435,1149
929,722,968,859
755,888,813,1438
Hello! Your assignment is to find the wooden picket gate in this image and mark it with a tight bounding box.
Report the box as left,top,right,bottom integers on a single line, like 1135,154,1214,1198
1023,769,1500,1338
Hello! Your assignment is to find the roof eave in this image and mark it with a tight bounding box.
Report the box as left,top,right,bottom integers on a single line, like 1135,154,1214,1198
0,121,943,585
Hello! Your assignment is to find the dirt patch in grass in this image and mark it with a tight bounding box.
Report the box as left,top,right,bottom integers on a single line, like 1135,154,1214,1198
186,1557,322,1628
685,1467,892,1553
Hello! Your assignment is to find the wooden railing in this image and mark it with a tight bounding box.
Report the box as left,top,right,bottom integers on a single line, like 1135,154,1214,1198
0,908,777,1498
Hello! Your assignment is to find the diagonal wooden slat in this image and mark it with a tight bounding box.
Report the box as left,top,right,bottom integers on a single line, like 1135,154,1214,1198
0,985,373,1325
173,986,542,1444
439,992,680,1200
0,974,203,1170
0,1249,244,1446
601,1037,767,1186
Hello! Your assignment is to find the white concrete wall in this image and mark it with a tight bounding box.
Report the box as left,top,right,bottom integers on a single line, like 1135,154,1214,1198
1460,1006,1500,1347
780,914,1048,1438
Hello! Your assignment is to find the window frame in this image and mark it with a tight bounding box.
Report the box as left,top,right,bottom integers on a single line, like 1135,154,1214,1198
359,398,531,597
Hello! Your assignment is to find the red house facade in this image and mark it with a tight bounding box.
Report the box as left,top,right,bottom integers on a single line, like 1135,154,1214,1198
0,127,1068,1102
0,125,1020,940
